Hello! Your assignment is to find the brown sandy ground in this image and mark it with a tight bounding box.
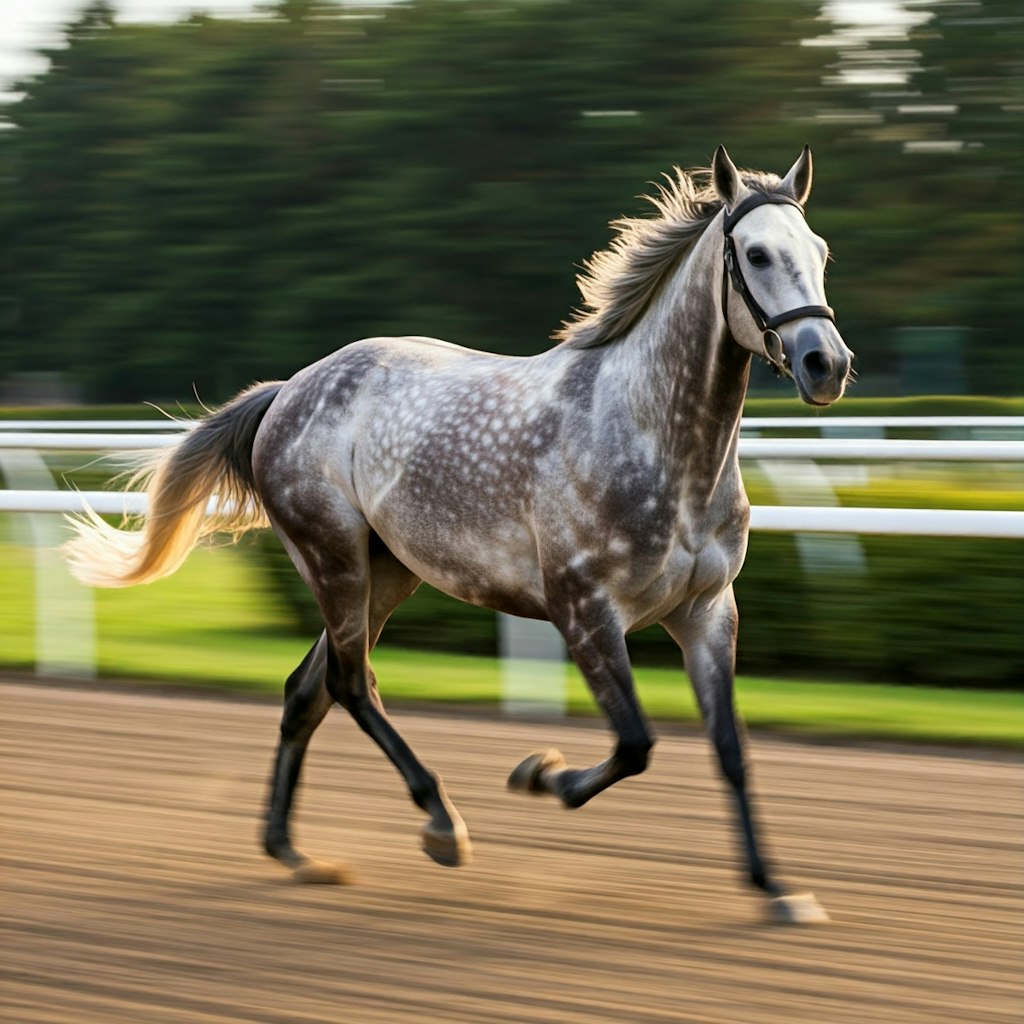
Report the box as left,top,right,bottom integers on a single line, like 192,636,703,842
1,680,1021,1024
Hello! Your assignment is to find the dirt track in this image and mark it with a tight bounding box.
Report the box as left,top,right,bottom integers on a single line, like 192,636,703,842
1,679,1021,1024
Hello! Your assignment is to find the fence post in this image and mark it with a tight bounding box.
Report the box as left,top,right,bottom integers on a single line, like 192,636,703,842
498,614,566,716
0,451,96,678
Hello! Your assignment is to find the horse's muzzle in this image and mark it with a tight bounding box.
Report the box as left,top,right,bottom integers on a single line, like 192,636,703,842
786,323,854,407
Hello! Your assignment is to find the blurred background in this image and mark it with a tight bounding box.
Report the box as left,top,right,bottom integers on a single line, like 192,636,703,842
0,0,1021,714
1,0,1021,403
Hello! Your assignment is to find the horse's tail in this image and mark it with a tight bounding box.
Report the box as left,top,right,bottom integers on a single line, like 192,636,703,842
64,381,284,588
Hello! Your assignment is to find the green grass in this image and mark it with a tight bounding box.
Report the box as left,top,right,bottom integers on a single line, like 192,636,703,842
2,527,1021,747
337,649,1024,748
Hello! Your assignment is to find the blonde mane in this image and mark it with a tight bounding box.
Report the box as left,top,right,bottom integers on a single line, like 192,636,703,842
555,167,784,349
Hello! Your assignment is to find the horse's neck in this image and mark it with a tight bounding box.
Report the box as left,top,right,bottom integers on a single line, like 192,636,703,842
611,228,751,477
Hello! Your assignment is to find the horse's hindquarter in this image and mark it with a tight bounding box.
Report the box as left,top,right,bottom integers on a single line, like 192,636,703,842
252,337,553,613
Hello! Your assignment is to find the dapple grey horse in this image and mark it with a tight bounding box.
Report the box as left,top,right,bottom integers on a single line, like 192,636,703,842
67,146,853,923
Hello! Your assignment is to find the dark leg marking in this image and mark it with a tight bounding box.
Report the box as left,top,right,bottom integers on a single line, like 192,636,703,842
261,515,466,880
662,595,828,923
325,644,471,867
509,595,654,808
663,596,779,895
262,632,348,882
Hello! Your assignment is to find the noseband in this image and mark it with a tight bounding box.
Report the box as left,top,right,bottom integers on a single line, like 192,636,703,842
721,193,836,377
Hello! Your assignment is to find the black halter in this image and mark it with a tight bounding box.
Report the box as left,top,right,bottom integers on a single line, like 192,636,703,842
721,193,836,377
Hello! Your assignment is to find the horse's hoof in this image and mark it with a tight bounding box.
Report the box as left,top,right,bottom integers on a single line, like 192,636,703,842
768,891,829,925
507,749,567,795
421,823,472,868
291,859,353,885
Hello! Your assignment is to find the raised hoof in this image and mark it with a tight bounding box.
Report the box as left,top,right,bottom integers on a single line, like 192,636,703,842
421,823,472,868
507,749,567,795
768,891,830,925
291,859,353,885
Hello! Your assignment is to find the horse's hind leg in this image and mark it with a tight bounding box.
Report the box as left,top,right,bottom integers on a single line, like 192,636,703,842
263,631,345,883
262,542,445,881
329,541,471,866
325,645,470,866
272,511,470,870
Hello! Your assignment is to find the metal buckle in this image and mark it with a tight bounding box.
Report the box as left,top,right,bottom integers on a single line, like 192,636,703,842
762,329,788,377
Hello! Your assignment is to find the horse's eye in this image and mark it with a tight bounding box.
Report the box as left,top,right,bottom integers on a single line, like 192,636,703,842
747,247,770,268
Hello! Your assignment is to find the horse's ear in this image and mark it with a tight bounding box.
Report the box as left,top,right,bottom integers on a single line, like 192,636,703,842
781,145,813,206
712,145,742,209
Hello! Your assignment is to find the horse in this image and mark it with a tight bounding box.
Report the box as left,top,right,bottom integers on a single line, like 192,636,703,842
66,146,853,923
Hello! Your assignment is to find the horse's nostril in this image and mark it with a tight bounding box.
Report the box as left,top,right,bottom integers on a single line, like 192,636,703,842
802,349,831,381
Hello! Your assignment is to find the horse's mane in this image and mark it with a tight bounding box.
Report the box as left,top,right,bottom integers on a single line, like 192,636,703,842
555,167,786,349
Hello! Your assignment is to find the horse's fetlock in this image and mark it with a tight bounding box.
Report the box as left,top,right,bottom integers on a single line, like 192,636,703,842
262,828,290,859
559,787,589,810
616,736,654,777
410,774,442,813
551,769,589,808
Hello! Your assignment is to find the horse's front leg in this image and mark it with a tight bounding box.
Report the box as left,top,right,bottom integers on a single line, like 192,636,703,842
508,596,654,808
662,591,828,924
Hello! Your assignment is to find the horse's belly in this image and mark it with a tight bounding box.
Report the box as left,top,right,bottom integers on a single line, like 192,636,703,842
371,510,548,619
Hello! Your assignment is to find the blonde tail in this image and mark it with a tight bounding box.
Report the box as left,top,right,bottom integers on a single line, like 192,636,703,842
64,382,284,588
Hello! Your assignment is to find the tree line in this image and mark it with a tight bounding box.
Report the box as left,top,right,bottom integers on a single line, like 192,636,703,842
1,0,1020,403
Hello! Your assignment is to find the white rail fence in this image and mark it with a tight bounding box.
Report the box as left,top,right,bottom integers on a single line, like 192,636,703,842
2,421,1022,703
3,415,1022,432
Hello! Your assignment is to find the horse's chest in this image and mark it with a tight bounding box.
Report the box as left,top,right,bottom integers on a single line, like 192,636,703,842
677,534,742,596
621,534,733,623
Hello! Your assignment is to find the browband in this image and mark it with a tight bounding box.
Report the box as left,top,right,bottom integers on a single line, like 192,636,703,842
722,192,805,234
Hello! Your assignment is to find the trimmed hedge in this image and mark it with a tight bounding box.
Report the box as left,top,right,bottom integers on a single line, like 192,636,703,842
741,395,1024,418
4,394,1023,421
732,534,1021,687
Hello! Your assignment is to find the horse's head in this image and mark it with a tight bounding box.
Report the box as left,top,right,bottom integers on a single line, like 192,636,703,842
713,145,854,406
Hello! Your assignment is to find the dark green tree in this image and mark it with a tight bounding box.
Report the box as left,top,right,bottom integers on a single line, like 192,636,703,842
1,0,1019,401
